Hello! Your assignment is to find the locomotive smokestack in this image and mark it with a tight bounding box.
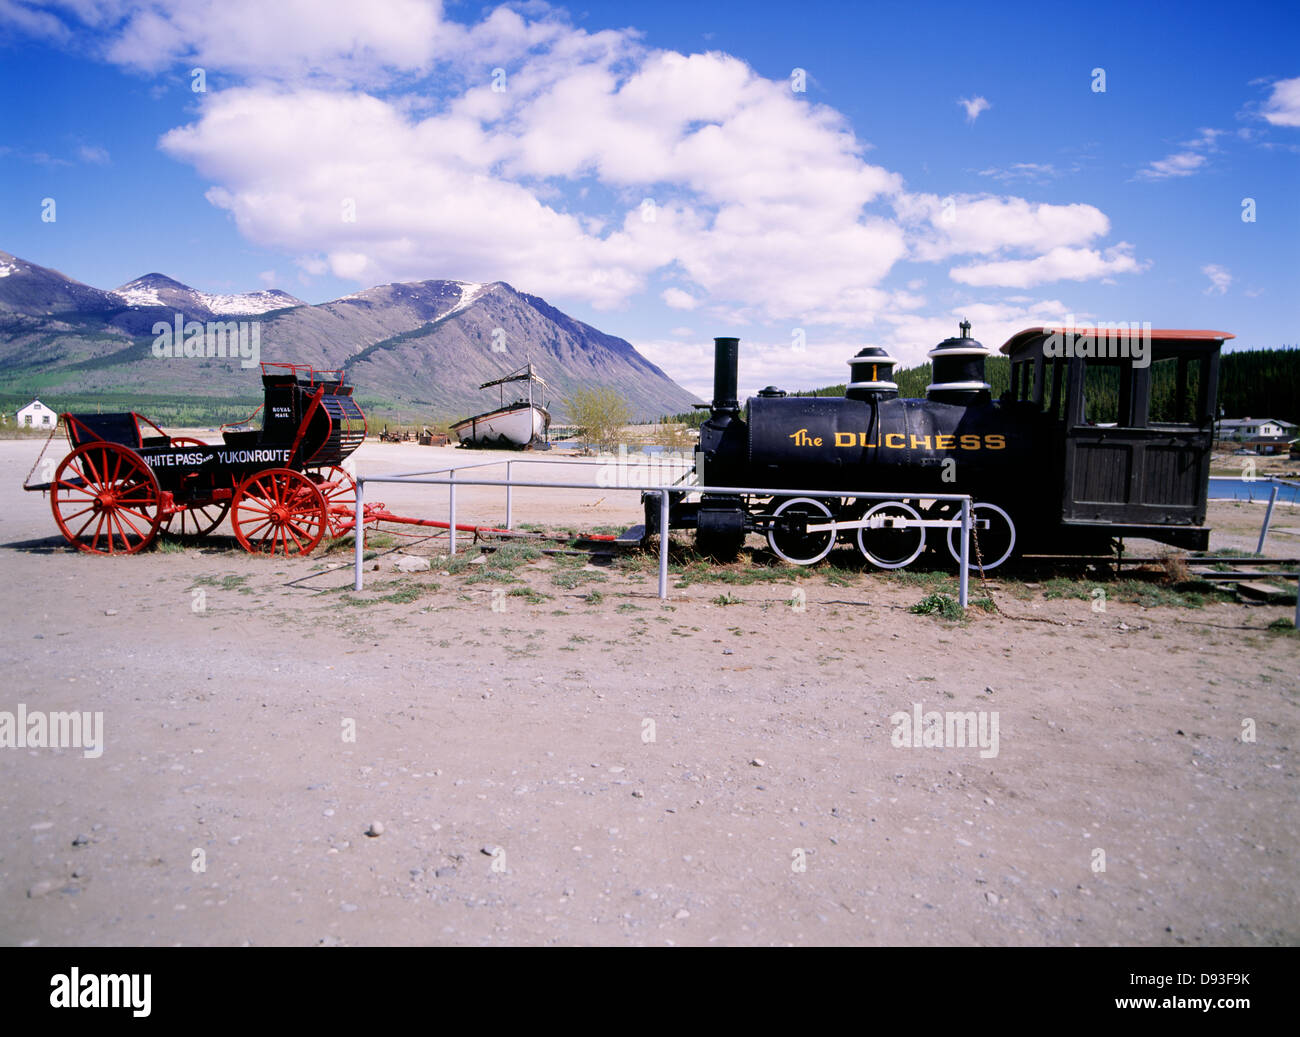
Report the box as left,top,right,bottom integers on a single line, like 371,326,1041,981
712,336,740,417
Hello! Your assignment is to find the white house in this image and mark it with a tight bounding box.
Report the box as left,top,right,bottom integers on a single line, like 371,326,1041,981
16,399,56,429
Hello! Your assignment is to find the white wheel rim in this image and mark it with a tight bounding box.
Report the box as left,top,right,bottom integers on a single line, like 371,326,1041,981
946,502,1015,571
857,501,925,569
767,497,835,565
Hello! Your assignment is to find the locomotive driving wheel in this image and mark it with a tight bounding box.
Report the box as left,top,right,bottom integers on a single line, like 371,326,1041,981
857,500,926,569
51,441,163,554
946,501,1016,572
767,497,836,565
310,465,357,538
231,468,327,556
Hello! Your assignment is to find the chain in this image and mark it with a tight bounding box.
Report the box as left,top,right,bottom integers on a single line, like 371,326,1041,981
967,513,1005,616
966,508,1070,626
22,422,62,490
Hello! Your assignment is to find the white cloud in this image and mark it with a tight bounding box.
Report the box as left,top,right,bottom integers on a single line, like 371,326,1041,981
662,288,699,310
1135,127,1222,181
950,244,1146,288
1261,76,1300,128
1202,264,1232,295
76,144,110,164
900,193,1113,263
958,96,990,123
0,0,71,39
975,162,1058,183
10,1,1146,329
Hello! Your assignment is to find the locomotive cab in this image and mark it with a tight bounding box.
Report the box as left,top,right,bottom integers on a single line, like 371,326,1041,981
1000,326,1232,551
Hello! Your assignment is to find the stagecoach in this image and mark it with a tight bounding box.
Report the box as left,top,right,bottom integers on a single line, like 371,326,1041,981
23,363,366,555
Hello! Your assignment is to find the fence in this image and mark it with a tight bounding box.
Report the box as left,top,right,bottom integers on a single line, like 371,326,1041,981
351,462,977,606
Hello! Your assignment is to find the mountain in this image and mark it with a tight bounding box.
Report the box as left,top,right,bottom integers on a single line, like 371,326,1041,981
0,250,699,424
112,272,304,316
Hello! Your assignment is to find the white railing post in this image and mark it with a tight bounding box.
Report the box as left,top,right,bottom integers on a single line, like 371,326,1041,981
449,469,457,555
353,477,365,591
959,497,970,610
1257,481,1280,555
658,490,670,600
506,460,513,529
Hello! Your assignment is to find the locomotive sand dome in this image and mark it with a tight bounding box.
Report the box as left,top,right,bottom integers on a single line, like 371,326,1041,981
649,321,1233,570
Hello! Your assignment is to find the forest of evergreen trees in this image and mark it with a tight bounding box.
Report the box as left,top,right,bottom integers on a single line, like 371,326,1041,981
664,347,1300,430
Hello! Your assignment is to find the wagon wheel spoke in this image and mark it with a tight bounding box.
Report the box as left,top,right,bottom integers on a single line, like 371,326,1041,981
52,442,161,555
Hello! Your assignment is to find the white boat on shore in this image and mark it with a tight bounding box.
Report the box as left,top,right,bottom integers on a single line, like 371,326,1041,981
451,363,551,449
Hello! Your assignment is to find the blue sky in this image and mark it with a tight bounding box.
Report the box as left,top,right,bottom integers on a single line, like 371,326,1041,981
1,0,1296,397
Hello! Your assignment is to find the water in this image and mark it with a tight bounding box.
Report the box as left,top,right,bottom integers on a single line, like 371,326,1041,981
1207,478,1300,503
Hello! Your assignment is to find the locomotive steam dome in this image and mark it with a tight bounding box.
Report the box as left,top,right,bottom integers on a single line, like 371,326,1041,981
926,319,992,404
845,346,900,401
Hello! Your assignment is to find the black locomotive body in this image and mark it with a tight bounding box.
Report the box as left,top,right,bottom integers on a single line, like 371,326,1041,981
654,322,1231,570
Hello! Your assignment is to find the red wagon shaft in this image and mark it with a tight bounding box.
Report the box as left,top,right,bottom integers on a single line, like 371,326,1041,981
25,363,371,557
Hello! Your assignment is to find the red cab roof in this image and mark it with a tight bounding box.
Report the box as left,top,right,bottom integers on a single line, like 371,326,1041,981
999,326,1234,356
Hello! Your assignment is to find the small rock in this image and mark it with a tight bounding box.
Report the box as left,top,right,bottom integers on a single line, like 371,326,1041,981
340,902,359,912
27,881,56,899
469,555,487,566
722,649,733,655
480,846,496,856
750,758,765,768
985,891,999,906
631,790,644,798
674,908,690,920
394,555,431,573
984,686,994,695
71,834,90,847
435,867,456,879
365,821,384,837
104,609,118,617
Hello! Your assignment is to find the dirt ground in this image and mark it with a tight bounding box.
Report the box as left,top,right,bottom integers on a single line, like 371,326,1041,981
1,437,1296,946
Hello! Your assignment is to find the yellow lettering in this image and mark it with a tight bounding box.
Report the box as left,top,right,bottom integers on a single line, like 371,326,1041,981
934,434,955,450
909,434,931,451
834,432,855,447
813,438,822,446
960,435,981,450
884,433,905,449
859,432,876,447
985,434,1006,450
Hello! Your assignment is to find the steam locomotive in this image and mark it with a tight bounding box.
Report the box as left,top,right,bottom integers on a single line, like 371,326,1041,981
650,321,1231,570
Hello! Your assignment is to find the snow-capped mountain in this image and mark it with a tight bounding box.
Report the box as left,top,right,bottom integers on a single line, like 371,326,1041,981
0,250,699,421
113,273,304,316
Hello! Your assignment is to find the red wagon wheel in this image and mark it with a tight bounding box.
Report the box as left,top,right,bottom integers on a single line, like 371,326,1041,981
164,499,231,538
169,436,209,448
51,442,163,554
231,468,327,556
310,465,357,537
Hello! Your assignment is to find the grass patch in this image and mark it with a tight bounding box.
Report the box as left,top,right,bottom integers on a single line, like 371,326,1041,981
584,590,604,605
508,586,552,605
712,592,742,606
909,593,965,621
191,574,249,591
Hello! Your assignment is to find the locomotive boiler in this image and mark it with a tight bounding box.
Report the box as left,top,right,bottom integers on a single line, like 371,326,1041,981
651,321,1231,570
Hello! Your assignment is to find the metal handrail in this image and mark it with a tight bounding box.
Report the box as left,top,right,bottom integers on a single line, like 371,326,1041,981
353,473,974,606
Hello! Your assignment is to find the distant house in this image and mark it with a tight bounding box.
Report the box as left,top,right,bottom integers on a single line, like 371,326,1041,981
16,399,56,429
1217,417,1296,441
